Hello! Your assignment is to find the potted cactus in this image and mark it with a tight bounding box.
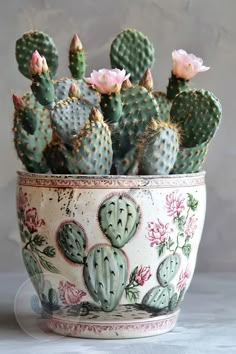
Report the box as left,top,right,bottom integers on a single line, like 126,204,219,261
14,28,222,339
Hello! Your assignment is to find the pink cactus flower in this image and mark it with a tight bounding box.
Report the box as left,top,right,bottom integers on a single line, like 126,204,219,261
85,68,130,94
58,281,86,305
30,50,49,76
177,265,191,291
166,191,185,218
134,265,152,286
172,49,210,80
146,219,172,247
185,215,198,238
17,188,28,212
24,207,45,233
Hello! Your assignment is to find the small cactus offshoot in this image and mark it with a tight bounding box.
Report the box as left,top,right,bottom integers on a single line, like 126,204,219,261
13,29,222,176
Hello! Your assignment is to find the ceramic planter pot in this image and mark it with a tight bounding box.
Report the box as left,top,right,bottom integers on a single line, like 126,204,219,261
16,171,206,339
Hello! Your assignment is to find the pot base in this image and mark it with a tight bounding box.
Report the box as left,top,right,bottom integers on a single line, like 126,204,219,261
47,309,180,339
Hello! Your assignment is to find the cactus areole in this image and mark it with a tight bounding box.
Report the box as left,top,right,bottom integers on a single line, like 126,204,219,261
14,27,219,339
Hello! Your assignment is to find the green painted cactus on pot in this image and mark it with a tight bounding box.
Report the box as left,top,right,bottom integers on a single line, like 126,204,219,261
83,244,128,312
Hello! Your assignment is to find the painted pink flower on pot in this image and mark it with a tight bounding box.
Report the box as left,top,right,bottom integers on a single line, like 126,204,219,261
166,191,185,218
17,187,28,212
177,265,191,291
125,265,152,303
146,191,199,258
185,215,198,238
25,207,45,233
58,281,86,305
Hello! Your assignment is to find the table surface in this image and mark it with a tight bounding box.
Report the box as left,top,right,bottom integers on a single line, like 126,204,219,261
0,272,235,354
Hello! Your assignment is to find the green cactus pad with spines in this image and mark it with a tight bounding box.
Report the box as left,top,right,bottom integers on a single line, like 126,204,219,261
100,93,123,124
166,73,189,100
110,29,155,83
31,72,55,109
15,31,58,79
115,148,139,175
54,78,100,106
50,97,91,146
57,222,87,264
153,92,171,122
22,249,44,294
157,254,180,287
170,89,222,147
141,123,180,175
70,116,113,175
13,93,52,173
16,106,38,135
98,194,140,248
83,244,128,312
69,50,86,79
142,285,174,310
43,141,74,174
119,86,160,146
171,141,209,174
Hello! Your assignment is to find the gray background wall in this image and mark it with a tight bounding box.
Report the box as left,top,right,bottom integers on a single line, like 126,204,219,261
0,0,234,272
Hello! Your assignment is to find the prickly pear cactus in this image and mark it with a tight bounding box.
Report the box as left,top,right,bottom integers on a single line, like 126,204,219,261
170,89,222,147
153,92,171,122
98,194,140,248
54,78,100,106
171,141,209,174
83,244,127,312
110,29,155,83
119,86,160,146
142,285,174,310
15,31,58,79
22,249,44,294
157,254,180,287
141,121,180,175
57,222,87,264
13,93,52,173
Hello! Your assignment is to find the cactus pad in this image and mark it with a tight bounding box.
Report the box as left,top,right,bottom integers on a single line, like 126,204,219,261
43,141,74,174
110,29,155,83
22,249,44,294
142,285,174,310
15,31,58,79
83,244,128,312
153,92,171,122
54,78,100,106
13,93,52,173
157,254,180,287
171,141,209,174
98,194,140,248
57,222,87,264
70,116,113,175
50,97,91,146
141,122,180,175
170,89,222,147
166,73,189,100
115,148,139,175
100,93,123,124
119,86,160,146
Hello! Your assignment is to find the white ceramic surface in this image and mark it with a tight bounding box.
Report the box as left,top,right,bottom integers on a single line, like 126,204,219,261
16,171,206,338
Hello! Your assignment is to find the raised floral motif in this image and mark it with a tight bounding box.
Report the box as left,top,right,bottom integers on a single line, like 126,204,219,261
146,219,173,247
166,191,185,218
58,281,86,305
125,265,152,303
185,215,198,238
24,207,45,233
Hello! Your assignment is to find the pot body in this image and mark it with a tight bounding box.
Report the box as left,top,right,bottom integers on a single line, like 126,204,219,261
17,171,206,339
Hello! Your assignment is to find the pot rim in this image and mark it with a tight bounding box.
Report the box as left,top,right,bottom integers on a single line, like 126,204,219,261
17,170,205,181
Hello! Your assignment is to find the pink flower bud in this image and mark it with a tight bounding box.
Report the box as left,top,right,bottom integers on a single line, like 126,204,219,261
70,34,83,52
172,49,210,80
12,94,25,110
85,68,130,94
68,83,81,98
139,68,153,92
89,107,104,122
30,50,49,76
